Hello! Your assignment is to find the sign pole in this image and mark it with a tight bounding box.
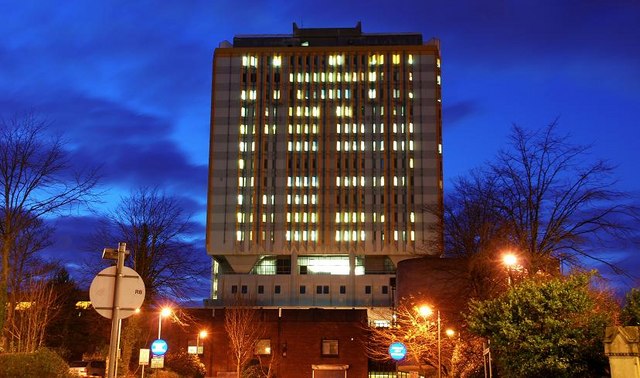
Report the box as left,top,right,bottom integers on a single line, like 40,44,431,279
107,242,126,378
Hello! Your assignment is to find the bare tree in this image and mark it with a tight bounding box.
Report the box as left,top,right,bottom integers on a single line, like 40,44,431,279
91,187,208,375
427,172,515,299
0,113,100,350
6,265,60,353
224,300,266,378
490,121,637,273
365,298,481,377
97,186,207,302
433,121,638,291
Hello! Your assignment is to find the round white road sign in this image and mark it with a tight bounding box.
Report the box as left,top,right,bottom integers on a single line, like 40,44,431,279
89,266,146,319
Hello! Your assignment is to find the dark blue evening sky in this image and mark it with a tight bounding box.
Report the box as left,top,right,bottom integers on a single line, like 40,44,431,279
2,0,638,298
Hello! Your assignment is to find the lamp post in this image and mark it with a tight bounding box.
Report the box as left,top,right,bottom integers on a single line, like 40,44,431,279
418,305,441,378
197,330,208,355
502,253,518,286
158,307,172,339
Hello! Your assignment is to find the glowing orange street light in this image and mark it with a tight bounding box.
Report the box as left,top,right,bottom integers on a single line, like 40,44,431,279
417,305,442,378
197,330,208,354
502,253,518,267
158,307,172,339
418,305,434,318
502,253,518,286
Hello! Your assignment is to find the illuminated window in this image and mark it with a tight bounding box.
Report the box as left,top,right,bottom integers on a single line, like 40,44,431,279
256,339,271,355
237,194,243,205
392,54,400,65
272,56,281,67
408,54,413,64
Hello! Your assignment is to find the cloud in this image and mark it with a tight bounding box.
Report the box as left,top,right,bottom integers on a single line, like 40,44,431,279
443,100,478,127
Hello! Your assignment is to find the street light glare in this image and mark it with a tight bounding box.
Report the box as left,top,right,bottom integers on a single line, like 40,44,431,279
160,307,172,317
445,329,455,337
503,253,518,267
199,330,208,338
418,305,433,318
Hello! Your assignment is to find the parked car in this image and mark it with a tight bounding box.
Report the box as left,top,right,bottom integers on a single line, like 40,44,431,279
68,360,106,377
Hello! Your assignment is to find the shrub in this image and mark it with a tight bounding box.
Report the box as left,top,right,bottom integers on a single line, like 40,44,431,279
0,348,71,377
164,350,206,378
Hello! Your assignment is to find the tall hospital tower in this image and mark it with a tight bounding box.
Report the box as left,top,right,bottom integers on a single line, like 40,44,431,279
206,23,443,311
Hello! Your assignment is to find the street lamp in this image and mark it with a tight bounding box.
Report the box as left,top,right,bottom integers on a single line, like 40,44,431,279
197,330,208,355
502,253,518,286
418,305,441,378
158,307,172,339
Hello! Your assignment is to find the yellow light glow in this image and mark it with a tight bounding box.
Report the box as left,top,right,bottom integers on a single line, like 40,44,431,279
418,305,433,317
503,253,518,267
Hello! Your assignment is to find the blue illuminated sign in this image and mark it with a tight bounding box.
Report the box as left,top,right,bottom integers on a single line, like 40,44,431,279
388,342,407,360
151,339,168,356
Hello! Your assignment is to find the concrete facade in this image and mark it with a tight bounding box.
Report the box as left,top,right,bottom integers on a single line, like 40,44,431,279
206,23,443,309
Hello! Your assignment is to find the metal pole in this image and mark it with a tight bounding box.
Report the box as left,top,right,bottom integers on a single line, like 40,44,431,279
107,242,126,378
158,313,162,339
437,310,441,378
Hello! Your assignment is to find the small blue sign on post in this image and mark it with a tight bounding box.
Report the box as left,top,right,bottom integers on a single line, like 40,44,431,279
389,341,407,361
151,339,168,356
